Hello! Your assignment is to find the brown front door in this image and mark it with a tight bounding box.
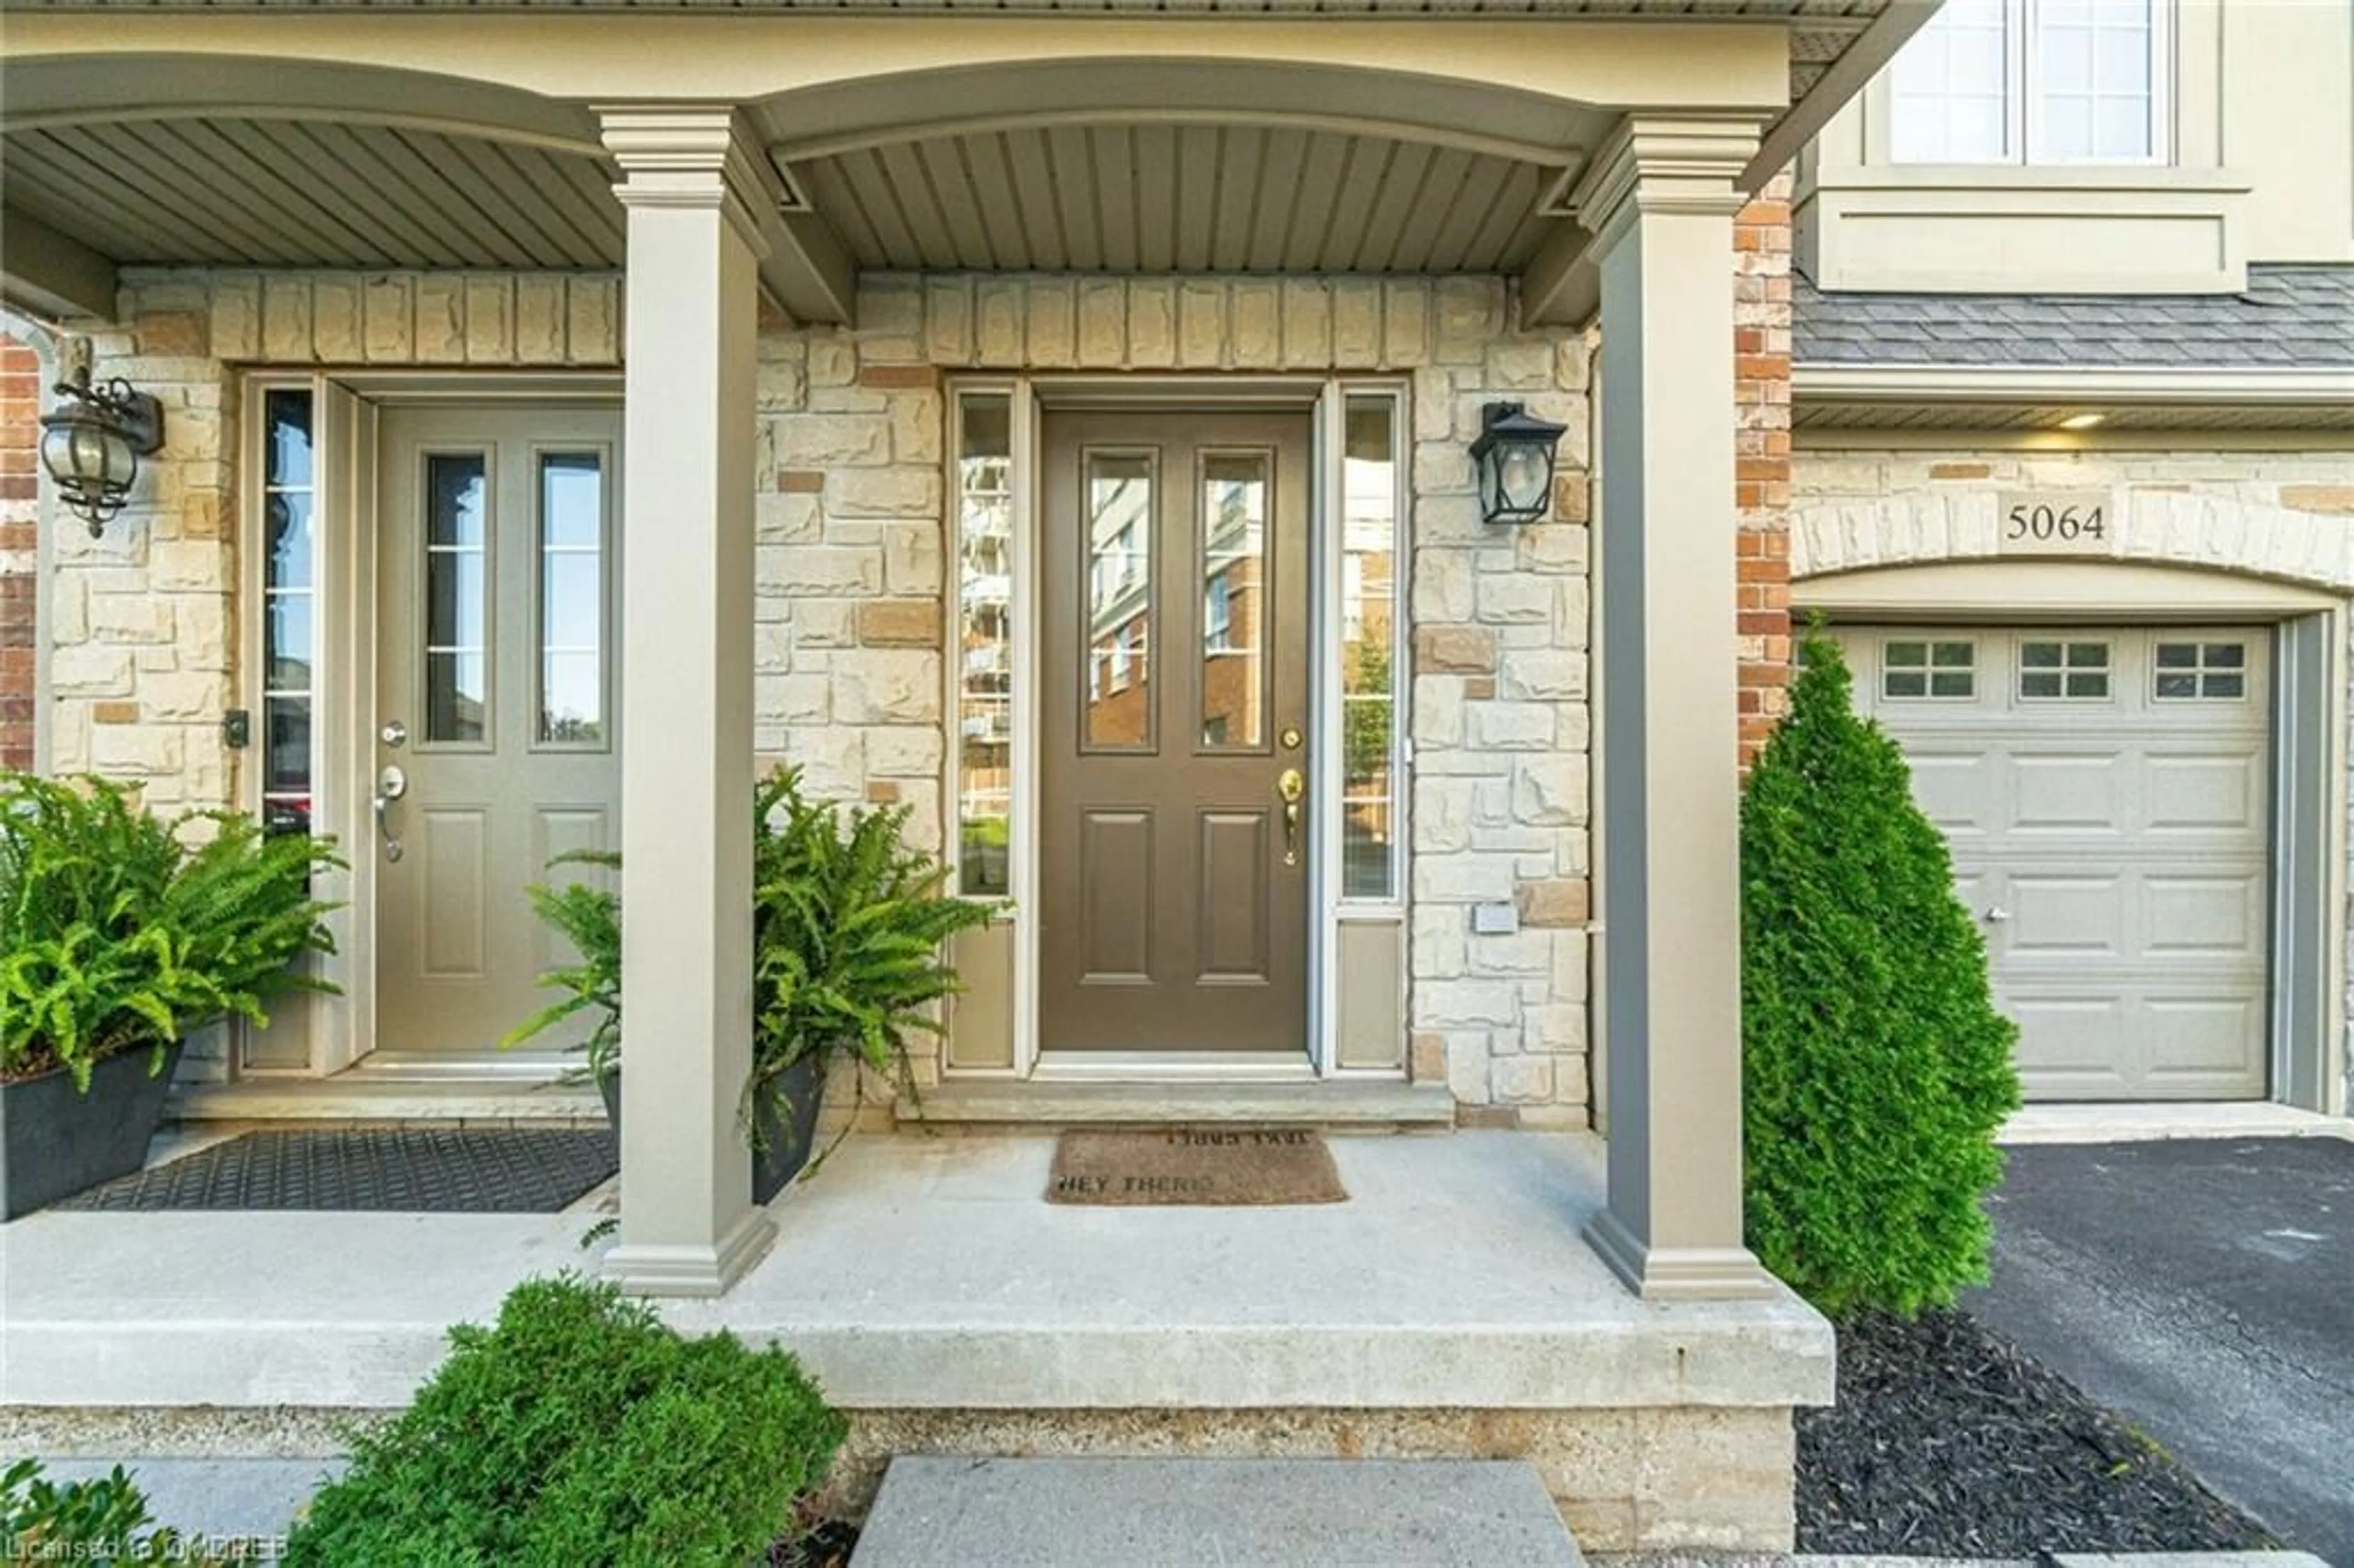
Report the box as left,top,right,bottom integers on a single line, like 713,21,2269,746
1040,409,1313,1053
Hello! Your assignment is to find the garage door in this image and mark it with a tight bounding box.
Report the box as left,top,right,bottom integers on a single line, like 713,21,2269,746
1838,627,2271,1102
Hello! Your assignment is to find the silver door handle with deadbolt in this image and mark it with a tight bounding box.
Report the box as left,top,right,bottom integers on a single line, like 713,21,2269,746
1982,906,2011,924
375,763,409,864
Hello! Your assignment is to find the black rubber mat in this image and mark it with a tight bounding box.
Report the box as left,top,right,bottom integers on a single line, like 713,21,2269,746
56,1128,617,1213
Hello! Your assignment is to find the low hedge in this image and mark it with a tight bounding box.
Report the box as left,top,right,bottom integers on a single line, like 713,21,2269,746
286,1275,846,1566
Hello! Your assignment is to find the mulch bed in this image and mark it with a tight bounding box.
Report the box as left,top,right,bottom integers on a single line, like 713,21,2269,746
769,1519,857,1567
1797,1309,2278,1555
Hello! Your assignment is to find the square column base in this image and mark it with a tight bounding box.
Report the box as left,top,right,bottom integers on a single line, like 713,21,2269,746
604,1207,778,1298
1584,1208,1780,1301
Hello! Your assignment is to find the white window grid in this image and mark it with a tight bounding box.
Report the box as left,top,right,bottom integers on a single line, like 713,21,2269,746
259,388,316,826
1889,0,2171,167
2019,638,2112,701
2154,640,2248,701
1882,638,1978,701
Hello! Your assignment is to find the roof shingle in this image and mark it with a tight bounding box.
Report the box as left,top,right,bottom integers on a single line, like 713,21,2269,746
1793,265,2354,370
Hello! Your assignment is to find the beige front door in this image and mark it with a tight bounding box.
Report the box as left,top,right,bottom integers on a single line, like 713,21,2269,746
1038,409,1314,1053
373,406,622,1055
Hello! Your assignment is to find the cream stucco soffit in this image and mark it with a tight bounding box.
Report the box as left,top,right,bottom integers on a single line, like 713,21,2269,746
598,105,853,326
1524,116,1766,327
1794,365,2354,434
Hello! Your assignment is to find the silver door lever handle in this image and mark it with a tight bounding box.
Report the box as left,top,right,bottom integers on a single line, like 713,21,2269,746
376,763,408,863
1982,906,2011,923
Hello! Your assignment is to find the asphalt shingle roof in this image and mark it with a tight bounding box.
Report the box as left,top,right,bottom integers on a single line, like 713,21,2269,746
1793,265,2354,370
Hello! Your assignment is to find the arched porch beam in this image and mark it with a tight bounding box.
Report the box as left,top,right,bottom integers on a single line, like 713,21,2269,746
0,18,1794,121
775,110,1586,177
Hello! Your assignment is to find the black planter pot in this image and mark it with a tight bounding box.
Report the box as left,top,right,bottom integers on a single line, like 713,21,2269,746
0,1040,184,1221
598,1052,824,1206
748,1055,825,1203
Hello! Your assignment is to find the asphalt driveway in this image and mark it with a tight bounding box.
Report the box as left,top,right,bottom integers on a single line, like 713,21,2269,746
1965,1136,2354,1565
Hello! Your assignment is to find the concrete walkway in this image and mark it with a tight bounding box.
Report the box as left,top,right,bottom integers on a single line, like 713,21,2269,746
24,1456,342,1547
1967,1138,2354,1566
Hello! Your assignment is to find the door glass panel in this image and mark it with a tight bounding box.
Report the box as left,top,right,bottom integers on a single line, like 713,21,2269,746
1199,451,1270,751
424,453,489,743
538,452,605,745
956,394,1014,897
1083,450,1154,751
261,389,316,837
1341,394,1400,900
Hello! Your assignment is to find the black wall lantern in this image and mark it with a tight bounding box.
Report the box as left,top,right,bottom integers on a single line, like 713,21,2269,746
1468,400,1567,526
40,363,166,536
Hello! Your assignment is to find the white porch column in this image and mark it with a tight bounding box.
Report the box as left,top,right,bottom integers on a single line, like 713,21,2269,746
1580,118,1779,1301
599,107,772,1296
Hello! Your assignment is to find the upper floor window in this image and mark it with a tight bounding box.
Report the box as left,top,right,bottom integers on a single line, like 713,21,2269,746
1890,0,2167,166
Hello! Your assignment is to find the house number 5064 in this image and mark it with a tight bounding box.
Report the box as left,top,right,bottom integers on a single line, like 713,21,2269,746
1996,490,2113,555
2007,503,2105,541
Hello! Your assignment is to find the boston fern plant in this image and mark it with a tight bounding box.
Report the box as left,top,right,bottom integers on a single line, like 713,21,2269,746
0,772,341,1090
505,771,992,1121
500,852,622,1086
750,766,996,1097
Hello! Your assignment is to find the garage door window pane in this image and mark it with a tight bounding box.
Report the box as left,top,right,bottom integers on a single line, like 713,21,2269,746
2021,639,2108,699
2155,640,2247,700
1884,639,1975,700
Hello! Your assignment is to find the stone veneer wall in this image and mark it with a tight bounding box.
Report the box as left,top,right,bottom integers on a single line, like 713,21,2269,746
59,259,1807,1122
1791,449,2354,587
756,275,1599,1122
1,333,37,773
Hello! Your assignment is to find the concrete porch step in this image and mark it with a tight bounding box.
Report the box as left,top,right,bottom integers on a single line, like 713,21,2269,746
897,1079,1457,1128
850,1456,1583,1568
168,1076,605,1128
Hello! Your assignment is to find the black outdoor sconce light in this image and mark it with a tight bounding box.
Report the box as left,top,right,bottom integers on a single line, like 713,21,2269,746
1468,400,1567,526
40,362,166,536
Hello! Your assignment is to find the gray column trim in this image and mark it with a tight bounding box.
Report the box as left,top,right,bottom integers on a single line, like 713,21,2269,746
2271,612,2339,1113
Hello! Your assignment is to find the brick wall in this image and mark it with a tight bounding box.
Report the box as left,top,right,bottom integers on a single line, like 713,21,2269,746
1,333,38,774
1734,172,1796,767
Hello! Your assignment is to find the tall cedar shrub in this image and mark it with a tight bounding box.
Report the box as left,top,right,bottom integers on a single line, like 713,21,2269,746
285,1275,846,1567
1742,633,2022,1319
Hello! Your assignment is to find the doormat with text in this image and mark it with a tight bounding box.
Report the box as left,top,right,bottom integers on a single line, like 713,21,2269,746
55,1128,617,1214
1046,1127,1347,1206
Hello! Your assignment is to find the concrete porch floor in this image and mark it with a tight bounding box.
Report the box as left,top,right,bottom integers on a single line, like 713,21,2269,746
0,1132,1834,1548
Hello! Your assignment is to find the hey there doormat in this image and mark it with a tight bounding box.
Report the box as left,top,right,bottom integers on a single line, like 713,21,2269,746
54,1128,617,1214
1047,1127,1347,1206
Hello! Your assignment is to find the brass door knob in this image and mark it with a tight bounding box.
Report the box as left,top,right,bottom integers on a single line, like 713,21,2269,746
1277,767,1305,866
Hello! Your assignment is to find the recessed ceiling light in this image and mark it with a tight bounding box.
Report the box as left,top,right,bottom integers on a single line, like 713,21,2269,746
2058,412,2108,430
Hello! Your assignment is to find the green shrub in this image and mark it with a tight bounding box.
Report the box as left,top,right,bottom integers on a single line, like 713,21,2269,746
2,1458,249,1564
0,772,341,1089
1741,633,2022,1319
286,1274,845,1567
750,765,997,1090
